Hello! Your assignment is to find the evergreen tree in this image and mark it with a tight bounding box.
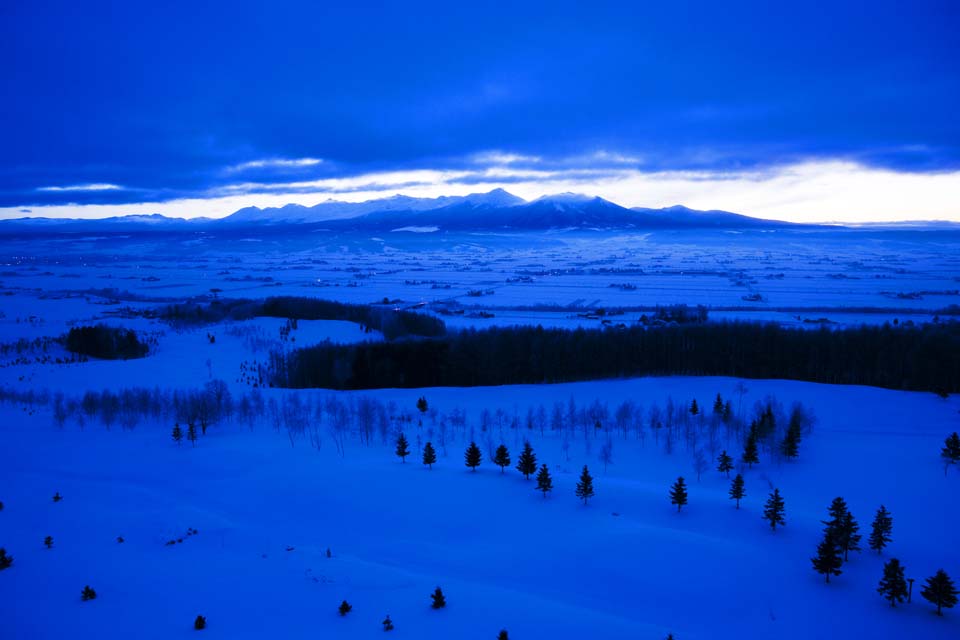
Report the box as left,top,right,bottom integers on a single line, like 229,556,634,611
779,422,800,459
52,492,63,502
81,585,97,601
44,535,53,549
194,615,207,630
0,548,12,570
811,531,843,583
187,422,198,447
723,400,733,423
494,444,511,473
516,441,537,479
742,432,759,468
921,569,958,616
498,630,509,640
713,393,724,415
869,505,893,554
395,433,410,463
339,600,353,616
535,464,553,497
717,450,734,477
839,511,862,560
942,432,960,474
382,615,394,631
821,497,848,536
877,558,908,607
422,441,437,469
670,476,688,512
575,465,595,505
416,396,429,414
690,399,699,416
172,423,183,446
762,489,786,531
729,474,745,509
465,442,482,471
431,586,446,609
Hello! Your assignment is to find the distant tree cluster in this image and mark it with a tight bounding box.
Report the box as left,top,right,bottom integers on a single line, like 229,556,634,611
155,296,446,340
65,325,149,360
268,320,960,392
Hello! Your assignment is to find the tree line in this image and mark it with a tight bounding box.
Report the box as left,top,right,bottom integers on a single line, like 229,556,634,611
268,320,960,392
153,296,446,340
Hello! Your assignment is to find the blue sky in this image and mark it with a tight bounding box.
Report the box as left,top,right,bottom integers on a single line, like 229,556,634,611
2,1,959,221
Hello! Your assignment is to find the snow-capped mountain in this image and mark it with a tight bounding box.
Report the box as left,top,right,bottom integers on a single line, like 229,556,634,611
0,189,805,233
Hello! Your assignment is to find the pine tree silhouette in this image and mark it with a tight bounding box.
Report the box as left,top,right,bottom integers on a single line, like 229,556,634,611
194,615,206,630
494,444,511,473
839,511,862,560
575,465,595,505
395,433,410,463
942,432,960,474
187,422,198,447
742,431,759,468
921,569,958,616
670,477,688,512
431,586,446,609
811,531,843,583
729,474,745,509
172,423,183,446
780,422,800,459
0,548,12,570
536,464,553,497
877,558,908,607
762,489,786,531
516,441,537,479
689,399,699,416
717,450,734,477
416,396,429,414
869,505,893,553
81,585,97,601
339,600,353,616
497,630,509,640
382,615,394,631
422,442,437,469
44,536,53,549
713,393,724,414
465,442,482,471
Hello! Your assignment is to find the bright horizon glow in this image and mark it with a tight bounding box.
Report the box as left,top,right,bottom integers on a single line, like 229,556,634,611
4,159,960,224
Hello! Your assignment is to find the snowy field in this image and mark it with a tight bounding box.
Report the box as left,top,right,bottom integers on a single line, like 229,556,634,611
2,228,959,330
1,376,958,639
1,227,959,639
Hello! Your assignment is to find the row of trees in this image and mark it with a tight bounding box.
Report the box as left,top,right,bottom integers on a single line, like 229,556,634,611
396,431,957,617
155,295,446,340
270,320,960,392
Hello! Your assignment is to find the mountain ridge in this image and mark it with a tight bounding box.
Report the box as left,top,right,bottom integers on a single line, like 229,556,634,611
3,189,955,232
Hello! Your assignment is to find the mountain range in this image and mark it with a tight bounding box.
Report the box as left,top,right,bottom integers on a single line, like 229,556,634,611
0,189,809,233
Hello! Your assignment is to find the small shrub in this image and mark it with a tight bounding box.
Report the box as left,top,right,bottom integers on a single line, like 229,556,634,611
430,586,446,609
339,600,353,616
382,614,394,631
81,585,97,601
52,492,63,503
194,615,207,630
0,548,12,570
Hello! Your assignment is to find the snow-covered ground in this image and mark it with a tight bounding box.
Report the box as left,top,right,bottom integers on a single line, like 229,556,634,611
1,376,958,639
1,228,959,639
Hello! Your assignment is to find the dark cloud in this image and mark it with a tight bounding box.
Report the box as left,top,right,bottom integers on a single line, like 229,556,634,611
1,0,958,207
